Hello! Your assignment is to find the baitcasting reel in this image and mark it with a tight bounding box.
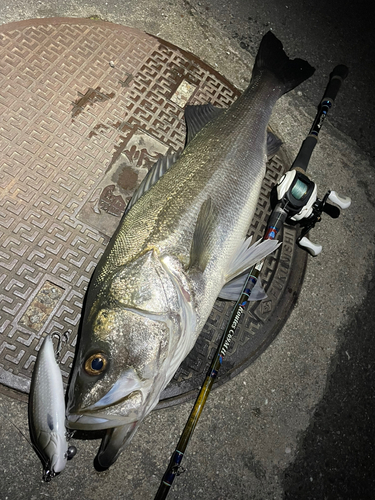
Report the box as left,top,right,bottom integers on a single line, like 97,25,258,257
274,168,351,256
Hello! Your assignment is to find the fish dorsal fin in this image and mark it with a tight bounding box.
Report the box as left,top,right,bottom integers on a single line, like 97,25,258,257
185,103,224,145
125,152,180,214
224,236,281,283
218,275,267,301
184,103,282,157
189,197,218,272
124,109,281,218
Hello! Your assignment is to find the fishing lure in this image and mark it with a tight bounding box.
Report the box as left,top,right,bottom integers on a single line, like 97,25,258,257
29,334,76,481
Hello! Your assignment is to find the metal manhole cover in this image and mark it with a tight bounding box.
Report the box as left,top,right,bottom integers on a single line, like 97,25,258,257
0,18,307,406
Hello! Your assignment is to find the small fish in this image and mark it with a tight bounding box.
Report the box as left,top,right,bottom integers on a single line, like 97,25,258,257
66,31,315,469
29,335,75,481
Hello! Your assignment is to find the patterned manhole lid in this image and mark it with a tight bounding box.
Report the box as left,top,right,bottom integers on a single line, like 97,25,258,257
0,18,307,407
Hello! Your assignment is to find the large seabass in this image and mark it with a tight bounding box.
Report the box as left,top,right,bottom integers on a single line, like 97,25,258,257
66,31,315,469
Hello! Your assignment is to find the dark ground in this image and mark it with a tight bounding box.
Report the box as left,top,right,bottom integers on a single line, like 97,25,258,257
284,281,375,500
283,269,375,500
189,0,375,160
189,1,375,498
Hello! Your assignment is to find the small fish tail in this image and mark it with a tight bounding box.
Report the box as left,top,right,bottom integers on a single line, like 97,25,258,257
253,31,315,94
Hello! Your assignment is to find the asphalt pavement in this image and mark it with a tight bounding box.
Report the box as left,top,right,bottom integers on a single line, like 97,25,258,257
0,1,374,499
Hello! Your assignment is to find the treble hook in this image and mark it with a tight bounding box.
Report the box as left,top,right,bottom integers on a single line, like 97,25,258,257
51,330,71,361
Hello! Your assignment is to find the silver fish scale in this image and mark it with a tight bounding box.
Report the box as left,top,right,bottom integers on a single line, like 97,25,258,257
90,72,280,335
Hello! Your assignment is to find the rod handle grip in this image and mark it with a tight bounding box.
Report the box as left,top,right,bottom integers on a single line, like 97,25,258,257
154,483,170,500
321,65,349,105
291,134,317,172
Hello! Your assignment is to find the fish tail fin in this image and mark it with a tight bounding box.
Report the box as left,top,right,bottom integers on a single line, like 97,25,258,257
253,31,315,94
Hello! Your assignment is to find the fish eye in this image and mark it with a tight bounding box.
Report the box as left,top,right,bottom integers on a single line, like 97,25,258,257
84,353,108,375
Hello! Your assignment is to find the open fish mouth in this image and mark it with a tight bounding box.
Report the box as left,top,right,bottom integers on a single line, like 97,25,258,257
66,382,146,430
66,412,137,431
95,421,140,470
66,412,141,470
67,411,141,470
66,413,112,430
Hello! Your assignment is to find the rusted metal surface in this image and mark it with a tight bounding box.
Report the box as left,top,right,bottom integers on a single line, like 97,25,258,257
0,18,306,406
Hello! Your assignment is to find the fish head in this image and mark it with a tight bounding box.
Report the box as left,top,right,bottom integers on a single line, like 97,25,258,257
66,250,195,467
66,306,174,428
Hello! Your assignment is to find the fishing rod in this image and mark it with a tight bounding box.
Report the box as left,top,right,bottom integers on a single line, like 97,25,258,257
268,64,351,255
154,64,350,500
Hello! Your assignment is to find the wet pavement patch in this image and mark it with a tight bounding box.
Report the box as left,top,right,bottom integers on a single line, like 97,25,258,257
0,18,306,406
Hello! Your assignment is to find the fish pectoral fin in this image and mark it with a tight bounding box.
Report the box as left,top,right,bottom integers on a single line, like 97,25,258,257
189,197,218,273
267,129,283,158
219,275,267,301
125,152,180,214
224,237,281,283
94,421,139,471
184,103,224,145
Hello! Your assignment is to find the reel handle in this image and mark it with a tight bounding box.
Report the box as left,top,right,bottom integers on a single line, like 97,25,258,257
328,190,351,209
297,189,351,256
298,236,322,257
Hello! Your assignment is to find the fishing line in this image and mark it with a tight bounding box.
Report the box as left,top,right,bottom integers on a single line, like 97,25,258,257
291,178,309,200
